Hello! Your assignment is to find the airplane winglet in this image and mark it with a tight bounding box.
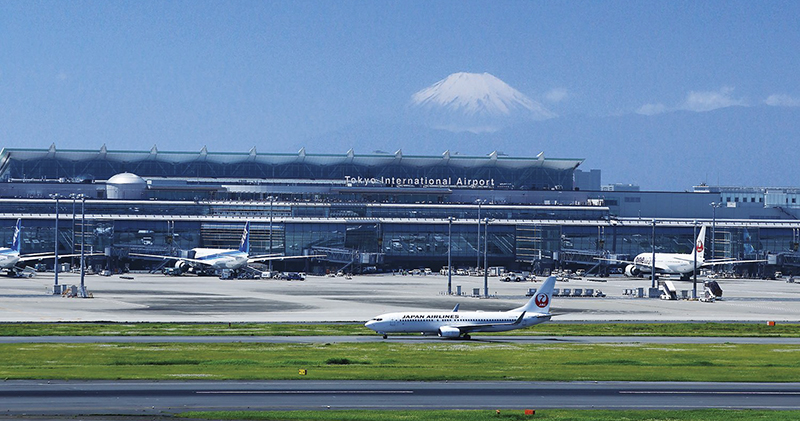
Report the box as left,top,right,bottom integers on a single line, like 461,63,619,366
452,304,459,312
513,311,526,325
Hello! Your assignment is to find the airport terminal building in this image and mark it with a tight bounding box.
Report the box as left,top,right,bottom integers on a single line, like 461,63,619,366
2,146,800,276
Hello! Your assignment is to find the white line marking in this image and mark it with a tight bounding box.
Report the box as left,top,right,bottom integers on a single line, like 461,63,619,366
621,391,800,395
198,390,413,394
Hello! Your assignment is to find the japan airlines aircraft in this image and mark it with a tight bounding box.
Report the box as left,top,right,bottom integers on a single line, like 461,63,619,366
1,219,89,276
131,221,323,274
598,225,762,280
365,275,556,339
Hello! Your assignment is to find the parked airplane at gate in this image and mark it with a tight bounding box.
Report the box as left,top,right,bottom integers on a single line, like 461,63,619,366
365,275,556,339
131,221,323,274
1,219,89,276
597,226,762,280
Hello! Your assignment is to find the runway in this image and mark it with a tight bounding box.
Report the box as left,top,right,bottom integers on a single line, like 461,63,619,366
1,273,798,416
2,335,800,344
1,380,799,415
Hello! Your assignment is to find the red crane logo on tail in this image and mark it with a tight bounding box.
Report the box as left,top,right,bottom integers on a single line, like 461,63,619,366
696,239,704,253
535,293,549,308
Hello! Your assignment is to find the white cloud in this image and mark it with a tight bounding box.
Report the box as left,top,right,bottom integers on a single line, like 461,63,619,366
638,87,749,116
543,88,568,103
636,103,667,116
765,93,800,107
680,87,746,112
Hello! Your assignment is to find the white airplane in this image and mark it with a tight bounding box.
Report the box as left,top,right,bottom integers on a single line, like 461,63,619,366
131,221,323,274
365,275,556,339
1,219,90,276
598,225,762,280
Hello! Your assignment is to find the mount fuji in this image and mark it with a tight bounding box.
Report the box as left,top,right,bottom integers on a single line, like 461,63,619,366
408,72,555,133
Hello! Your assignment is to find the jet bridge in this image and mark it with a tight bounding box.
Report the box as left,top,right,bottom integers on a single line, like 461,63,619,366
311,246,384,273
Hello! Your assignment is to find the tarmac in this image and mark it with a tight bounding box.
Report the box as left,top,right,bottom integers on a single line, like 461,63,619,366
1,271,799,323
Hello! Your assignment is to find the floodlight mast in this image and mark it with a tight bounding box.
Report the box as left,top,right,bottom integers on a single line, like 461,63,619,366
710,202,722,273
79,195,87,298
447,216,455,295
483,218,493,298
651,219,656,289
50,194,60,293
693,220,698,299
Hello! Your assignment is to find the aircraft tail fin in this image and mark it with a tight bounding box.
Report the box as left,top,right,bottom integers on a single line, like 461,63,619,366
694,225,707,263
518,275,555,314
239,221,250,254
11,219,21,253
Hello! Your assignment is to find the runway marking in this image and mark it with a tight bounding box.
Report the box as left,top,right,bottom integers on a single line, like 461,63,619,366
198,390,413,394
621,391,800,395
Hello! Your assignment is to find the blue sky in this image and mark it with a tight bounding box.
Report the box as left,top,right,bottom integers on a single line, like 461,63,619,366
1,1,799,187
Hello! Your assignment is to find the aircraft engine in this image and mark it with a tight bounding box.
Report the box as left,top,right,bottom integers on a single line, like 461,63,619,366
174,260,191,273
437,326,461,338
624,264,641,277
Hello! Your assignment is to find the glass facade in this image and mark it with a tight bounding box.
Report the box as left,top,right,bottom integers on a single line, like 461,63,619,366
0,148,581,191
2,196,798,274
285,223,346,255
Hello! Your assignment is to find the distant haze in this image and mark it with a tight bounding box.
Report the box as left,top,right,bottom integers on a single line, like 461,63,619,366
2,3,798,191
307,104,800,191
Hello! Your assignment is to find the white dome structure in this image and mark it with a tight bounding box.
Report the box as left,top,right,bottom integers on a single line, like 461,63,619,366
106,172,147,199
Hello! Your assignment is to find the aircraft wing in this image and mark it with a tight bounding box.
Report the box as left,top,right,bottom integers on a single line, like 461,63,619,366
129,253,215,267
18,252,57,257
247,254,327,263
18,252,103,263
700,259,766,266
457,311,531,334
594,257,636,265
246,253,283,260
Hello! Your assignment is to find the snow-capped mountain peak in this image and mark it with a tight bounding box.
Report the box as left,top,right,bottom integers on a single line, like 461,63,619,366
409,72,554,132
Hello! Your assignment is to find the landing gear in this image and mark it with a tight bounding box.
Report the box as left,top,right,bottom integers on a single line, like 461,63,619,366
462,334,471,340
382,334,387,339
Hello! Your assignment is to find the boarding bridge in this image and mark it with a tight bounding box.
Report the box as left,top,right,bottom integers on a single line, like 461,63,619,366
311,246,384,273
559,249,628,275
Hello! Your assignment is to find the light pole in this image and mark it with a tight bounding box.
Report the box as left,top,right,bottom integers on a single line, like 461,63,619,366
710,202,722,273
693,220,698,299
651,219,657,290
476,200,483,270
268,196,274,273
483,218,492,298
79,195,87,298
447,216,455,295
50,194,60,294
70,194,77,269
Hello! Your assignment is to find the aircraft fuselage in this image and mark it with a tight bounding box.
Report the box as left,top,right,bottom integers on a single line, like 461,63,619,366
189,249,249,270
0,250,20,270
632,252,702,275
365,311,551,335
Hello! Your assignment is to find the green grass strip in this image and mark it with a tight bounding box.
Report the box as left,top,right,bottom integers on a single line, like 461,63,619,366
179,409,800,420
1,322,799,337
1,342,799,381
